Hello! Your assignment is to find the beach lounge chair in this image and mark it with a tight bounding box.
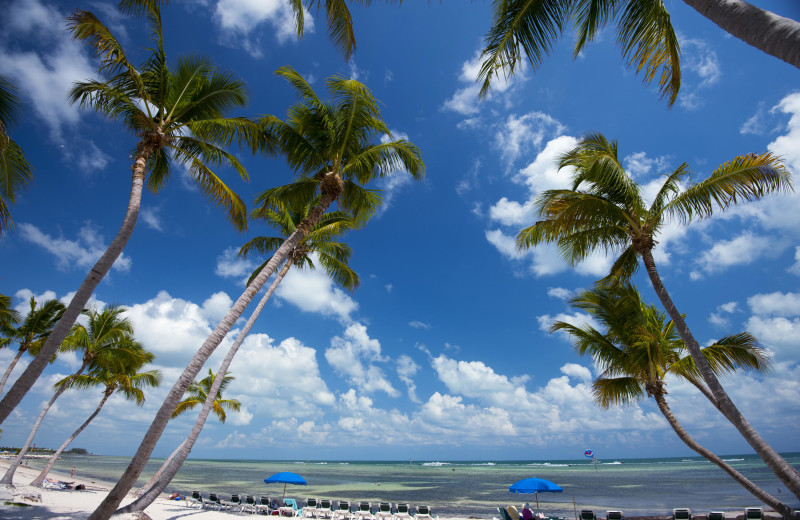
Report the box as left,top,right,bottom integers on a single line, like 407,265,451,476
334,500,353,520
241,495,258,514
580,511,596,520
185,490,203,508
205,493,224,510
305,498,320,517
317,499,334,519
415,505,436,520
508,506,521,520
707,512,724,520
394,503,412,520
220,494,243,512
606,511,624,520
282,498,301,516
375,502,393,520
256,496,272,514
745,508,763,520
673,509,691,520
499,508,515,520
355,501,373,520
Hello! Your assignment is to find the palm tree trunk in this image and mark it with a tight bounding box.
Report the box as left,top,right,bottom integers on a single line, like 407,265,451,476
0,348,25,398
681,0,800,69
640,248,800,499
652,392,793,518
88,175,342,520
118,261,292,513
0,143,153,425
0,383,69,485
29,388,112,487
133,441,184,497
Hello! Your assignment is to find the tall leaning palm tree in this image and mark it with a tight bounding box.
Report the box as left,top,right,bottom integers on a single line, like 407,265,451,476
1,305,147,485
0,297,65,398
0,75,34,234
123,369,240,500
89,67,422,520
0,3,259,425
552,282,793,518
30,353,161,487
120,198,360,513
478,0,800,104
516,132,799,498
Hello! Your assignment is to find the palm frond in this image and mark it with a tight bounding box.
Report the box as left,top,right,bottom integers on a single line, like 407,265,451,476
667,152,792,224
478,0,571,98
571,0,614,58
67,10,145,91
0,75,21,129
593,376,644,408
615,0,681,106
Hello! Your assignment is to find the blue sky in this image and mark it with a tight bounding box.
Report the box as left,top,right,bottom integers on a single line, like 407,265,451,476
1,0,799,462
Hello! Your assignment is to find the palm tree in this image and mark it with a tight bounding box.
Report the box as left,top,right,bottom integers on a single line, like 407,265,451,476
0,2,259,425
123,369,240,501
0,305,147,485
172,369,241,422
552,281,793,517
478,0,800,105
119,198,360,513
88,67,422,520
0,75,34,234
0,297,66,398
516,132,799,497
29,352,161,487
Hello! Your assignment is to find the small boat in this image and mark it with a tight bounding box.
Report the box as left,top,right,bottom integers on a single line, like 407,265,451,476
422,461,449,466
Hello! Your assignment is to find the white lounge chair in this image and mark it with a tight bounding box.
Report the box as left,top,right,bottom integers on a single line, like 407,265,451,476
415,505,436,520
745,508,763,520
673,509,691,520
354,501,373,520
256,496,272,514
205,493,223,510
334,500,353,520
375,502,393,520
185,490,203,508
241,495,258,514
317,499,334,519
304,498,320,517
394,503,412,520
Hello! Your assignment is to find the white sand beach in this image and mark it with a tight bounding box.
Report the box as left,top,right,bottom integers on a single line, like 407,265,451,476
0,461,489,520
0,460,269,520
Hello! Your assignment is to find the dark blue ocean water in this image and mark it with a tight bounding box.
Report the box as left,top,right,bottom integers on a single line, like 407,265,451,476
32,454,800,518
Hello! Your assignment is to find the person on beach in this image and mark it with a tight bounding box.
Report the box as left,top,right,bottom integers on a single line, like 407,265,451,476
522,503,533,520
71,467,75,477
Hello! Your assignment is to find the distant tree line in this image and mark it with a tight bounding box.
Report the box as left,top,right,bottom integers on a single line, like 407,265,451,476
0,446,89,455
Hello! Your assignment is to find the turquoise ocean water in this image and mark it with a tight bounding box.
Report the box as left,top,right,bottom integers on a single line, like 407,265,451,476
26,454,800,517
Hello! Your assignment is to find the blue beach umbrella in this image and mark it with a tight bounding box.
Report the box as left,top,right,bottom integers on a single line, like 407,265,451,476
265,471,308,500
509,477,563,512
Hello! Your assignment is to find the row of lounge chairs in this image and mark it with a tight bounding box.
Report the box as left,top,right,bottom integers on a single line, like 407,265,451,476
301,499,435,520
578,507,769,520
181,493,436,519
184,491,274,513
